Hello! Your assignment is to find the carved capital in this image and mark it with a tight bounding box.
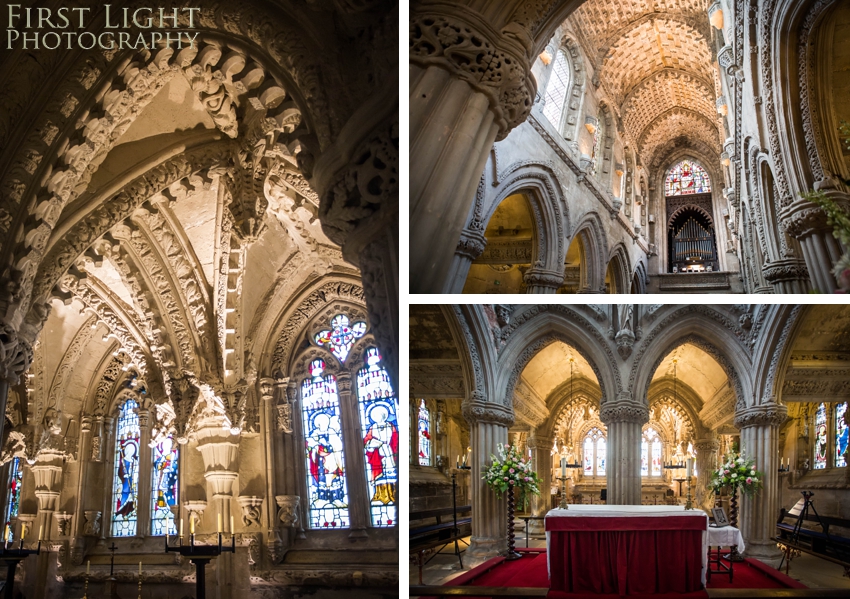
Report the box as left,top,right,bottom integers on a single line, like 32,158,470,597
734,403,788,429
455,228,487,261
82,510,101,537
600,399,649,425
461,399,514,427
762,259,810,285
0,324,33,385
523,268,564,289
410,11,535,139
781,194,847,239
237,496,263,528
275,495,300,528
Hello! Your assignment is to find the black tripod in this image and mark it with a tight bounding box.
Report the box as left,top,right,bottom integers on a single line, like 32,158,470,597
778,491,829,571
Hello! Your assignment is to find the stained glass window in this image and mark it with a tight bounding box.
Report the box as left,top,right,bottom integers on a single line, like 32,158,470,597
641,438,649,476
314,314,367,364
651,439,662,476
596,436,606,476
642,428,661,477
583,436,593,475
542,50,571,130
357,348,399,527
665,161,711,196
111,399,140,537
417,399,431,467
835,402,848,468
814,403,827,470
150,436,179,536
302,359,349,528
4,457,22,542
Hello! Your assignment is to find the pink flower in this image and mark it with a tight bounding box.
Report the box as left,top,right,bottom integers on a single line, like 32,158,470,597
509,480,515,485
504,477,508,481
724,469,730,474
746,477,752,484
509,468,515,474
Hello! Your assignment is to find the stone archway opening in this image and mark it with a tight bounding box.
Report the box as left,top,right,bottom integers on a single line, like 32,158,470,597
462,193,536,293
605,253,625,294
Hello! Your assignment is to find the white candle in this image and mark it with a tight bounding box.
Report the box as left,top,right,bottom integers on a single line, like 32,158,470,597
180,518,184,538
86,560,90,575
218,513,222,533
686,457,694,478
139,561,142,575
230,515,234,535
190,516,195,535
561,457,566,478
38,523,43,541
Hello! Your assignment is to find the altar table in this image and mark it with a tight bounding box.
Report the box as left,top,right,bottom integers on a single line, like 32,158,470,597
545,505,708,595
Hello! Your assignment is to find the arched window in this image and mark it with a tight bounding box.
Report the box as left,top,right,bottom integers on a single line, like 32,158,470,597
542,49,571,131
417,399,431,466
301,359,348,528
641,428,662,477
112,399,140,537
150,436,179,535
357,347,399,527
835,402,847,468
582,428,605,476
814,403,828,469
314,314,367,364
665,161,711,196
4,457,22,542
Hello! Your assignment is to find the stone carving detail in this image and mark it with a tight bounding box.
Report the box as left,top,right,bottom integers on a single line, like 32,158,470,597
276,401,293,434
455,229,487,261
0,324,34,385
410,14,534,138
169,376,201,444
461,399,514,427
275,495,300,527
184,501,207,532
237,496,263,528
82,510,101,537
600,403,649,425
54,512,72,537
734,404,788,429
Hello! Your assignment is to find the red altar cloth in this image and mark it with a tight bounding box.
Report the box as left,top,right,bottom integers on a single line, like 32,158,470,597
546,508,707,596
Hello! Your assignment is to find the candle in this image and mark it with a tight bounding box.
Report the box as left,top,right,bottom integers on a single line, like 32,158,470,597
21,524,26,540
190,516,195,535
230,515,234,535
686,457,694,478
218,513,222,533
38,523,43,541
139,561,142,575
457,455,460,468
180,518,184,538
561,457,566,478
86,560,90,575
4,524,8,546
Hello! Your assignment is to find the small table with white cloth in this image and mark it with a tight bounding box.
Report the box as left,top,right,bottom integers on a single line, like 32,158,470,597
545,505,709,595
706,525,745,583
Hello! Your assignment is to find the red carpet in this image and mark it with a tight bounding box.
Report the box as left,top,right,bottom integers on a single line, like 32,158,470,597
440,549,806,598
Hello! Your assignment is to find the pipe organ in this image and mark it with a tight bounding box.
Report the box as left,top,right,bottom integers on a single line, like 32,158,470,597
670,216,717,272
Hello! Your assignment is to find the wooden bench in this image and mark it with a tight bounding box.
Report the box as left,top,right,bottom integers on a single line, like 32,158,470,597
410,505,472,584
772,506,850,576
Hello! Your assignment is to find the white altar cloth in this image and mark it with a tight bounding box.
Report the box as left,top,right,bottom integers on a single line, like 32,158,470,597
707,525,745,552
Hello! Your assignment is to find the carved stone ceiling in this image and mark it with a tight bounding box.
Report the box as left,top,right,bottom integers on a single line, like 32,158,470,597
567,0,720,166
652,342,727,402
410,305,461,360
789,305,850,357
520,340,596,401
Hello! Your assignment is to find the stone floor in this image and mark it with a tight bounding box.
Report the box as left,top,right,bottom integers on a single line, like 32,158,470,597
410,529,850,589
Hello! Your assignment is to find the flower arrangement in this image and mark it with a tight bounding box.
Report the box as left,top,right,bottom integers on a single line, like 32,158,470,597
482,443,541,500
709,451,764,497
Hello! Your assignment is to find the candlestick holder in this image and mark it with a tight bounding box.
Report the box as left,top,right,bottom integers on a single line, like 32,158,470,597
684,475,694,510
556,463,581,509
0,536,41,599
165,530,235,599
138,571,142,599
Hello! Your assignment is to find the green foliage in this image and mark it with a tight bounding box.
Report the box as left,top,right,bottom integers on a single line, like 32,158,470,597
709,451,763,497
482,443,542,502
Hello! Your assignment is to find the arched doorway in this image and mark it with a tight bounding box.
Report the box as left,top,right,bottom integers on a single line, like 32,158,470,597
605,252,627,294
664,161,719,273
462,193,536,293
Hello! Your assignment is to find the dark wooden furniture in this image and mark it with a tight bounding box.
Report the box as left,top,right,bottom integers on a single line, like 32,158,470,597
773,503,850,577
518,516,545,548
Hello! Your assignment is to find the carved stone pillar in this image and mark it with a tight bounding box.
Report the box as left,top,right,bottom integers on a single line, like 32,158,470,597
136,409,152,536
462,399,514,558
523,269,564,294
600,400,648,505
445,228,487,293
694,436,720,510
259,377,283,563
762,259,811,294
336,372,370,538
31,450,64,540
409,7,536,293
735,405,787,562
782,195,847,293
527,432,553,533
0,324,33,446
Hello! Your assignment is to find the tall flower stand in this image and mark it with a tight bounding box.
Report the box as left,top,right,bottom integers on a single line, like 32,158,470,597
505,485,522,561
725,488,744,562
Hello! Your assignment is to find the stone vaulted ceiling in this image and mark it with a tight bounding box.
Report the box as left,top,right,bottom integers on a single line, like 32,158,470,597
569,0,721,166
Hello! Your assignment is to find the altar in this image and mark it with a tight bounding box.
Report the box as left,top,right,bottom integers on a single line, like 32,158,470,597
545,505,708,595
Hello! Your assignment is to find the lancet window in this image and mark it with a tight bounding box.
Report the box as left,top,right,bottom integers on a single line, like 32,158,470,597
111,398,140,537
357,347,399,527
150,436,179,536
815,403,828,469
417,399,431,466
665,161,711,196
836,403,848,468
641,428,662,477
812,402,848,470
583,428,606,476
3,457,22,543
542,49,571,132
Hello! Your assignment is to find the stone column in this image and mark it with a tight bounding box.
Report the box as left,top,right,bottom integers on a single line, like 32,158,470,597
196,426,240,599
409,7,536,293
136,409,152,536
527,432,553,534
600,400,648,505
336,372,370,538
259,377,283,563
694,436,720,511
445,229,487,293
762,259,811,294
31,450,64,539
0,324,33,445
782,195,847,293
462,399,513,558
523,269,564,294
735,405,787,562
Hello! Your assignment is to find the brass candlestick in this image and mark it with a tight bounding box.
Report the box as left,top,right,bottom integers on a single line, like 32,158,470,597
685,475,694,510
557,476,569,509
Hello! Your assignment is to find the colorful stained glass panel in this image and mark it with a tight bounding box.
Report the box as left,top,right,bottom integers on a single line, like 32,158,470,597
814,403,827,469
150,436,179,536
583,436,593,474
4,457,22,542
651,439,662,476
417,399,430,467
112,399,140,537
641,439,649,476
302,359,349,529
665,160,712,196
596,437,606,476
357,348,399,527
314,314,366,364
835,402,848,468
